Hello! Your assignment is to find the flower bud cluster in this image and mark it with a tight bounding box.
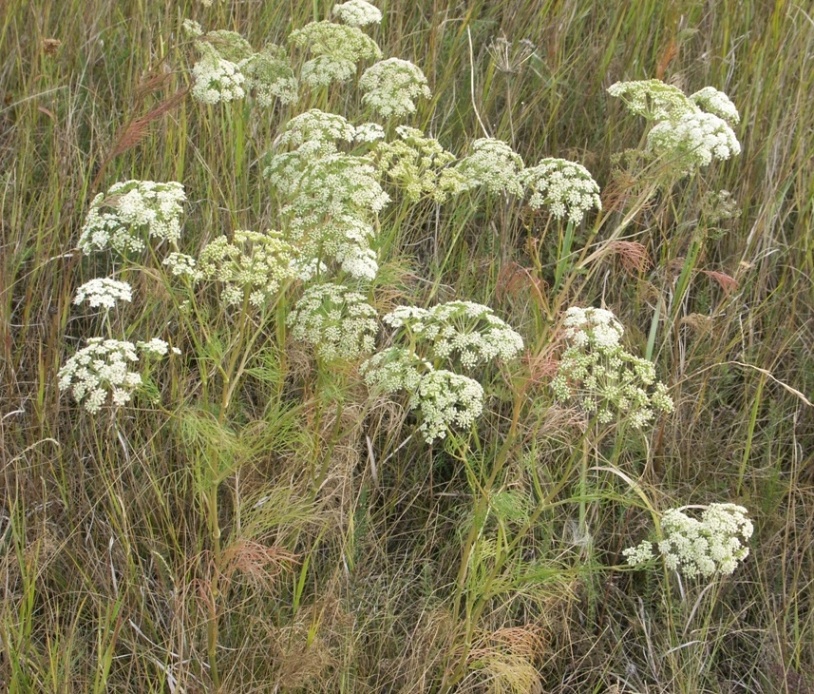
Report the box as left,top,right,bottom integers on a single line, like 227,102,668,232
287,283,379,361
197,230,303,307
332,0,383,27
551,306,673,428
373,126,465,202
454,138,525,196
78,180,186,255
359,58,432,118
521,158,602,224
624,503,753,579
74,278,132,310
608,79,741,176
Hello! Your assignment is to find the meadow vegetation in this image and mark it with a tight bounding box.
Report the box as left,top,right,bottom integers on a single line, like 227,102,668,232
1,0,813,691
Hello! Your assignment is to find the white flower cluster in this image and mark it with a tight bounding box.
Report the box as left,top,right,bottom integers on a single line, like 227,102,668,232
689,86,740,125
162,252,199,279
74,278,132,310
354,122,386,143
383,300,524,369
192,48,246,104
136,338,179,357
289,21,381,88
360,348,484,443
414,370,484,443
287,283,379,361
78,180,186,254
58,339,139,413
607,80,695,121
624,503,753,579
190,29,298,106
359,58,432,118
373,126,465,202
521,158,602,224
647,111,741,172
332,0,382,27
454,138,525,196
608,79,741,176
274,109,357,156
551,306,673,428
197,230,302,307
242,44,299,106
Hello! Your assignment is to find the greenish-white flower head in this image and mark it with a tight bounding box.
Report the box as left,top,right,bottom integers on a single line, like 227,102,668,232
414,369,484,443
383,300,524,369
521,158,602,224
551,306,673,428
454,138,525,196
162,252,200,279
354,122,386,143
197,230,302,307
689,86,740,125
287,283,379,361
647,111,741,173
191,45,247,104
242,44,299,106
289,21,381,87
607,79,695,121
74,278,132,310
360,346,431,395
624,503,753,579
274,109,357,156
359,58,432,118
373,126,465,202
78,180,186,255
332,0,383,27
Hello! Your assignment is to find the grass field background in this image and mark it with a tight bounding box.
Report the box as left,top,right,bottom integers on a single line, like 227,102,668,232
1,0,813,691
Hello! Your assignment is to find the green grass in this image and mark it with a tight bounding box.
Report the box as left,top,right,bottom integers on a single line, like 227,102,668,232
2,0,813,691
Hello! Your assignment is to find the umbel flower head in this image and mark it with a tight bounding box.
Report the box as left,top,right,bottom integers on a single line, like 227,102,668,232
289,20,381,88
332,0,382,27
78,180,186,255
551,306,673,428
607,79,695,121
689,86,740,125
58,338,176,414
383,300,524,369
359,58,432,118
373,125,465,202
360,348,484,443
273,108,357,156
241,44,299,106
74,278,132,310
521,158,602,224
197,230,305,307
287,282,379,361
624,503,753,579
191,44,247,105
647,111,741,173
454,138,525,196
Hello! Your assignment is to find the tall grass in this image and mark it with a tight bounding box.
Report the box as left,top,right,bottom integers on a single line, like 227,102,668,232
2,0,813,692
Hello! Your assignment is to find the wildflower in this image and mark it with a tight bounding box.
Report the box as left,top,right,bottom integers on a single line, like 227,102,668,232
274,109,357,155
359,58,432,118
191,45,246,104
353,122,386,143
73,278,132,310
373,126,465,202
454,138,525,196
163,252,200,279
242,44,299,106
607,79,695,121
287,283,379,361
289,21,381,87
414,369,484,443
383,300,524,369
647,110,741,172
197,230,301,308
624,503,753,579
361,346,430,395
689,86,740,125
332,0,383,27
58,338,142,413
551,306,673,428
521,158,602,224
78,180,186,255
